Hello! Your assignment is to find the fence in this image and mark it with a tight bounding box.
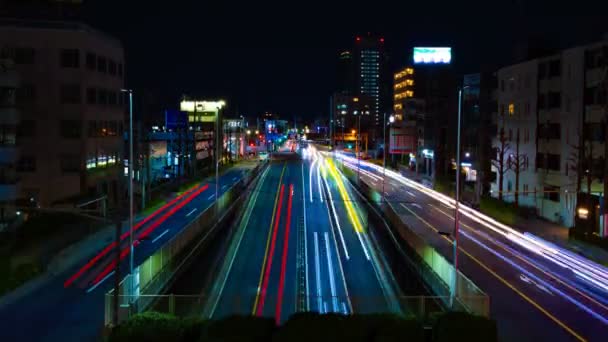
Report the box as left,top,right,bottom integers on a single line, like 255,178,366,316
334,159,490,318
104,161,268,327
105,294,489,323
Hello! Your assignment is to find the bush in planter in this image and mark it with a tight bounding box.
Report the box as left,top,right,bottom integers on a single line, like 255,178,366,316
274,313,424,342
432,312,496,342
109,311,184,342
203,315,275,342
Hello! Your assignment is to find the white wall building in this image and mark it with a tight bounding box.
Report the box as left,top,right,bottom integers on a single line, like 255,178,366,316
492,39,607,229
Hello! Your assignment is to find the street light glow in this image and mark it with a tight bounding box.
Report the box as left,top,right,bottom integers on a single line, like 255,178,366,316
389,115,395,123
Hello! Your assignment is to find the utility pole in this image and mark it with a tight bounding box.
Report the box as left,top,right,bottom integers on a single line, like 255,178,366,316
602,45,608,236
452,87,463,308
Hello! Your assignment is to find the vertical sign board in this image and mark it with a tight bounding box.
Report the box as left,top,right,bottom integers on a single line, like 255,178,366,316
389,126,416,154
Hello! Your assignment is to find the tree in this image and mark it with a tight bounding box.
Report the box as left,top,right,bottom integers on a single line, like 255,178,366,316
509,128,526,207
491,124,510,201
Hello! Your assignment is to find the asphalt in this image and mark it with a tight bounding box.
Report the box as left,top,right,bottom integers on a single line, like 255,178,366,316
344,157,608,342
0,164,255,342
206,148,400,324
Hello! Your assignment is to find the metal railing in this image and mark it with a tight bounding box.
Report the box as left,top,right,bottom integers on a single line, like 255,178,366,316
104,161,268,327
105,294,489,323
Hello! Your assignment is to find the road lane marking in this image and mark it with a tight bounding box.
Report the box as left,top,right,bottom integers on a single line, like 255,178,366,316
406,191,416,197
319,167,354,314
208,194,215,200
428,203,608,313
398,203,586,341
321,175,350,260
301,163,310,311
207,166,269,318
309,158,317,203
151,229,170,243
185,208,197,217
314,232,323,313
256,184,285,316
275,184,294,324
324,232,339,312
222,185,227,189
233,177,237,181
86,270,114,293
252,162,287,315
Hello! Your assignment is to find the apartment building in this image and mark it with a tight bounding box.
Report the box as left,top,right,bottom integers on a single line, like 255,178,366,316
492,39,607,231
0,18,125,208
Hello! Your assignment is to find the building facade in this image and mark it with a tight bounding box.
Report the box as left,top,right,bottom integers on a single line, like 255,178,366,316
491,39,608,232
0,18,125,208
0,58,20,230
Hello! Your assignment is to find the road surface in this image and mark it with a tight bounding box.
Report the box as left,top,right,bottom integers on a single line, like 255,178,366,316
336,152,608,342
205,148,401,324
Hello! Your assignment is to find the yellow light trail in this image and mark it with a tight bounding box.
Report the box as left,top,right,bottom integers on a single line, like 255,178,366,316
322,158,364,233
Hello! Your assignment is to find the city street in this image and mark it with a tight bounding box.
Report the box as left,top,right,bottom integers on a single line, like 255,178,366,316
205,146,400,324
336,153,608,342
0,165,254,342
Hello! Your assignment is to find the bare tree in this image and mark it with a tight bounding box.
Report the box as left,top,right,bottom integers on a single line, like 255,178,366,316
491,124,510,201
510,128,526,207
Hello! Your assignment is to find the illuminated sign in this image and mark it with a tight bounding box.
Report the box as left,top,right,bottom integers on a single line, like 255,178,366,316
413,47,452,64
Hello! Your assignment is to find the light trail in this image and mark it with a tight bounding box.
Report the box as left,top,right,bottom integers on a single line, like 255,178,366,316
89,184,210,286
335,152,608,291
314,232,323,313
64,184,202,288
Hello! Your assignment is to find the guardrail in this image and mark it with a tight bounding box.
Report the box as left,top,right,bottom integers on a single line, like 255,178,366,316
105,294,489,322
104,161,269,327
334,159,490,318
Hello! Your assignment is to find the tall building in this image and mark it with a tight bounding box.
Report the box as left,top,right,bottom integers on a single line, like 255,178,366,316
336,50,354,95
491,38,608,233
0,58,20,230
0,18,125,208
354,34,388,129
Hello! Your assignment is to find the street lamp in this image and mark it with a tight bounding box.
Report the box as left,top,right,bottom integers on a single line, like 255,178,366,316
247,130,251,135
120,88,135,288
382,114,395,202
452,86,468,308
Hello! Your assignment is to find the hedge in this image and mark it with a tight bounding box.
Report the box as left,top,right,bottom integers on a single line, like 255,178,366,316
109,312,495,342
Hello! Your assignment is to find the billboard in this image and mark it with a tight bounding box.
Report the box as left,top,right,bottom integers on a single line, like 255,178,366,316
389,127,416,155
165,110,187,129
413,47,452,64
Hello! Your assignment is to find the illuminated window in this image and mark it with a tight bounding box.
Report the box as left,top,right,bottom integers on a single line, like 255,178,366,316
406,68,414,74
406,90,414,97
406,79,414,86
508,103,515,115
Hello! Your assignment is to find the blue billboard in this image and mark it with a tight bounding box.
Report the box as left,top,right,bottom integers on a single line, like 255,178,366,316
165,110,187,129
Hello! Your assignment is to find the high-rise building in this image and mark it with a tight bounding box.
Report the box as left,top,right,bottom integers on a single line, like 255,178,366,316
336,50,354,95
354,34,388,129
0,18,125,208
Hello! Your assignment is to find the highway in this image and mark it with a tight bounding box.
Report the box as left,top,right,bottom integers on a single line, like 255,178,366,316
335,152,608,342
0,164,254,342
205,145,401,324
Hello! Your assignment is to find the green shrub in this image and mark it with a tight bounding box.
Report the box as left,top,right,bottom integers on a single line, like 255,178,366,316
109,312,183,342
274,313,423,342
204,315,275,342
432,312,496,342
479,196,517,226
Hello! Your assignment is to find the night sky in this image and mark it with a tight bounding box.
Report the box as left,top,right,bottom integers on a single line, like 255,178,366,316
83,0,607,121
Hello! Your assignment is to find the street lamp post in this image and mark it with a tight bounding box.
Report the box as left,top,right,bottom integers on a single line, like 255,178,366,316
452,87,465,308
121,88,135,292
382,114,395,203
